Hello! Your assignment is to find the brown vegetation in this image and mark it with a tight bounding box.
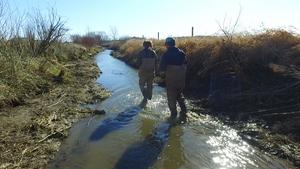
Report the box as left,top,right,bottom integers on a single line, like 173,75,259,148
0,4,69,108
0,3,109,168
71,31,109,47
112,30,300,139
0,47,109,168
114,30,300,83
111,30,300,166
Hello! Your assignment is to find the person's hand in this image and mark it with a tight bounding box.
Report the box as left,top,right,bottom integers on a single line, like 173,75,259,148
159,72,166,78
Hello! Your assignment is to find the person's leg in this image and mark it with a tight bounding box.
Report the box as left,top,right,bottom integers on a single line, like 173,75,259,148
139,74,147,100
177,92,187,113
167,88,178,119
177,91,187,122
146,74,154,100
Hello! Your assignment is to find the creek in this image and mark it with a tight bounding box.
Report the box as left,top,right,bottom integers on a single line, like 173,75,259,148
50,50,294,169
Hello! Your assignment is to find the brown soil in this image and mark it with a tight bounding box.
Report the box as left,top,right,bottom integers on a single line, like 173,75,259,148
0,53,109,169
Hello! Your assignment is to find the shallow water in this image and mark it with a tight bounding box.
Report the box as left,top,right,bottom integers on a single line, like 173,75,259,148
50,50,295,169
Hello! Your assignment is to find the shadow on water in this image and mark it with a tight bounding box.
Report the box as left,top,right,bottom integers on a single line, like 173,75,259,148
89,100,147,141
114,121,172,169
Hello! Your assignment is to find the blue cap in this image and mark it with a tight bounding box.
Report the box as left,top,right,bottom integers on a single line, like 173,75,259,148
165,37,175,46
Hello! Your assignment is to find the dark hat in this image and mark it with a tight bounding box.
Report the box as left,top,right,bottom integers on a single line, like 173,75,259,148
143,40,152,48
165,37,175,46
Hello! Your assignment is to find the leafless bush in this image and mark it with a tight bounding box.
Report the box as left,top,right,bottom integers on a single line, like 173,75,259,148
71,31,108,47
215,8,244,75
26,9,68,56
110,26,118,40
0,1,8,40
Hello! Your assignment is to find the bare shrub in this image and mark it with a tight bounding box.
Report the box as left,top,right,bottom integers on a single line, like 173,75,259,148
71,31,108,47
0,4,70,107
110,26,118,40
26,8,68,56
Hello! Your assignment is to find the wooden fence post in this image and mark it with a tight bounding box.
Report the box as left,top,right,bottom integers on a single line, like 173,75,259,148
192,27,194,37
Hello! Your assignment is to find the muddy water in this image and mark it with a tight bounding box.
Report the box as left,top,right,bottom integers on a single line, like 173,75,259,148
50,50,295,169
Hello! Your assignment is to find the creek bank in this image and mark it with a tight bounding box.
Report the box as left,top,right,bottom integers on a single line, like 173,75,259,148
0,48,110,169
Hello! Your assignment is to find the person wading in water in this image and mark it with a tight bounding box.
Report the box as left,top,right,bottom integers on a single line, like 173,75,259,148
137,40,158,104
159,37,187,122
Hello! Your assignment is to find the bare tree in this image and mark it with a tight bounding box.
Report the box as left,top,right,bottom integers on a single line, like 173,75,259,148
101,31,109,41
92,31,109,44
214,7,243,74
217,6,242,41
70,34,81,44
110,26,118,40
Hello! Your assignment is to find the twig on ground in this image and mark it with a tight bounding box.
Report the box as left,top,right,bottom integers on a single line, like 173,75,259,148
16,148,28,167
38,127,70,143
47,93,66,108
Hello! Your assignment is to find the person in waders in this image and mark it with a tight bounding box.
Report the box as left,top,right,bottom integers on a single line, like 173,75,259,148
138,40,158,104
159,37,187,122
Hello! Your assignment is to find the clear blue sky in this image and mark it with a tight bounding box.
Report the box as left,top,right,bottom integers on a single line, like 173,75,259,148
7,0,300,38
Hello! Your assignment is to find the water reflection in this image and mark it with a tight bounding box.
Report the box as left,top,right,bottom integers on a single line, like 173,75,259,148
207,128,255,168
206,125,287,169
153,125,185,169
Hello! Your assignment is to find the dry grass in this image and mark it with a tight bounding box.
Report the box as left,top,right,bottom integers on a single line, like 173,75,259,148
0,2,76,108
114,30,300,85
113,29,300,115
0,50,109,169
0,39,100,108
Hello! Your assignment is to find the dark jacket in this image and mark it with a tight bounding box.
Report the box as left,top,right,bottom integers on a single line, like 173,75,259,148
138,48,158,73
159,47,187,71
159,47,187,89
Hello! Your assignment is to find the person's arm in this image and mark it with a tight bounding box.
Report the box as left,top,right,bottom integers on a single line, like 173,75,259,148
179,49,187,65
137,50,143,68
153,51,158,75
183,52,187,65
158,53,167,78
181,51,187,71
159,53,167,72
